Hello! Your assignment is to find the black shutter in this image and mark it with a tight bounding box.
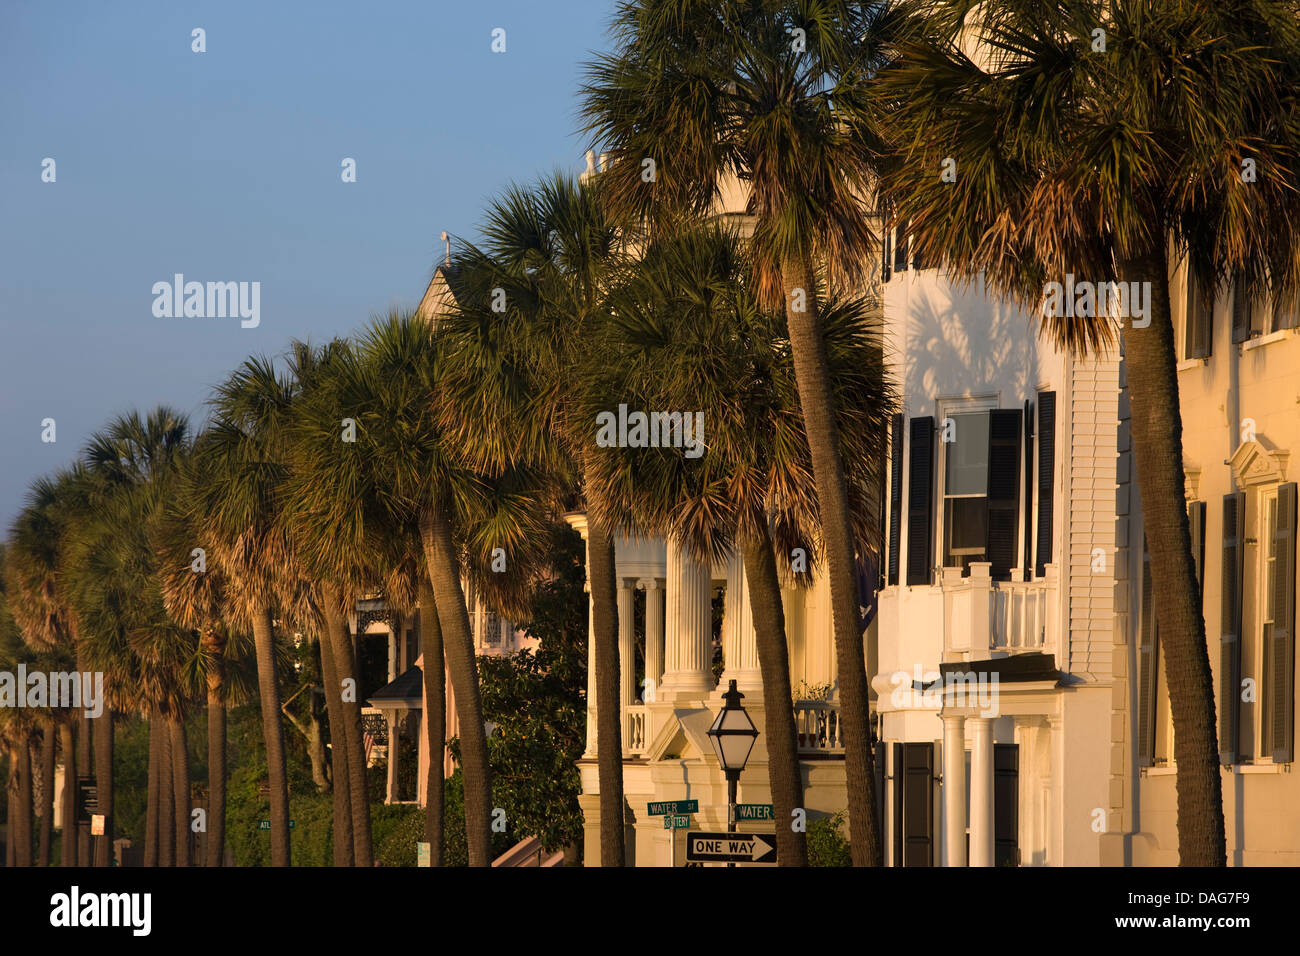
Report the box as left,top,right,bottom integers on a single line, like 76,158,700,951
994,744,1019,867
1275,297,1299,331
906,416,935,586
1035,392,1056,577
1023,399,1034,578
1232,283,1253,344
1271,483,1297,763
874,739,886,844
891,743,903,867
1220,493,1245,765
893,219,909,273
1189,500,1207,605
881,222,892,284
1185,269,1212,359
901,742,934,867
986,409,1023,580
887,413,904,586
1138,537,1160,765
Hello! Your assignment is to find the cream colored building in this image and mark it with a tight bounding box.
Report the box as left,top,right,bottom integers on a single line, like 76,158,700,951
1102,261,1299,865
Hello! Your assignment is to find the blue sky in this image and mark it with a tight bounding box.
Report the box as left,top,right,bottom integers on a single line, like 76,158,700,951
0,0,615,527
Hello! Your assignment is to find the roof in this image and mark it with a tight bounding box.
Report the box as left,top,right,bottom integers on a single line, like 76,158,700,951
938,652,1060,685
366,665,424,709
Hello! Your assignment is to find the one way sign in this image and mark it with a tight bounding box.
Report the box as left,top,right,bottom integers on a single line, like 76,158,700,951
685,832,777,864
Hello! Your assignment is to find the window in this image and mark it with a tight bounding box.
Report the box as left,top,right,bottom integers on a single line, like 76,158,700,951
943,412,990,571
1184,269,1212,359
1233,282,1299,342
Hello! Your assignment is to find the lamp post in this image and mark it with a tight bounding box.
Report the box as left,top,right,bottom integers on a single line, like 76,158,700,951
707,679,758,867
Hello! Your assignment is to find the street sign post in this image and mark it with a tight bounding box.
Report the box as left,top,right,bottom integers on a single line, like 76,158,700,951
735,803,774,822
686,831,777,865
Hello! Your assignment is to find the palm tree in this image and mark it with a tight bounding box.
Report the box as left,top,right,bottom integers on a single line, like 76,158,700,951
418,580,445,865
285,317,550,866
154,451,262,867
77,407,193,866
875,0,1300,865
0,543,36,867
5,469,95,866
583,224,893,865
581,0,898,863
194,361,303,866
438,174,634,865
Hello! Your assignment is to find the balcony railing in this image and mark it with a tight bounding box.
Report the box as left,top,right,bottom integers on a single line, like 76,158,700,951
992,572,1051,649
794,700,844,754
624,705,649,755
941,563,1059,657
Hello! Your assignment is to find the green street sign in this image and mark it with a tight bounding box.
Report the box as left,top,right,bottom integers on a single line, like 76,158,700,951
663,814,692,830
647,800,699,816
258,820,295,830
736,803,774,821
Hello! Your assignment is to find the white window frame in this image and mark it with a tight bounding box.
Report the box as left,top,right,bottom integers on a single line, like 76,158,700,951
936,396,999,574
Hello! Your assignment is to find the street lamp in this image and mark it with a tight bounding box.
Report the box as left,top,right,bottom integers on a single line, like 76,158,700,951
707,679,759,865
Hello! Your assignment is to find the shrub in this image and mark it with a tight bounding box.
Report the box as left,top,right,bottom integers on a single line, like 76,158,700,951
807,810,852,867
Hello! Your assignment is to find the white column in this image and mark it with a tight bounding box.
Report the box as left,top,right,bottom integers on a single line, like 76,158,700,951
386,711,399,804
618,578,637,748
659,538,715,700
640,578,665,699
721,551,763,696
968,717,995,866
584,586,597,757
387,625,398,683
1047,714,1065,865
942,714,967,867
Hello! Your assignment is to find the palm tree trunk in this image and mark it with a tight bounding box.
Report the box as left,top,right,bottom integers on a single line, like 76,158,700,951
322,592,373,867
419,579,445,866
61,722,77,866
158,710,174,867
742,529,809,866
4,749,15,867
781,255,882,867
419,505,493,867
169,715,191,867
204,632,227,867
1118,245,1226,866
316,629,354,867
38,719,55,867
4,768,12,867
144,715,160,867
585,511,625,866
93,709,114,867
15,737,33,866
251,607,292,866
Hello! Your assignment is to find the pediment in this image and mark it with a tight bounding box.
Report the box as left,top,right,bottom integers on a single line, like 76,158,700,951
646,707,714,762
1229,440,1290,488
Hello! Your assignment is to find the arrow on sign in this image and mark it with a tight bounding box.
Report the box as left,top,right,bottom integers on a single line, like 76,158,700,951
685,832,777,864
